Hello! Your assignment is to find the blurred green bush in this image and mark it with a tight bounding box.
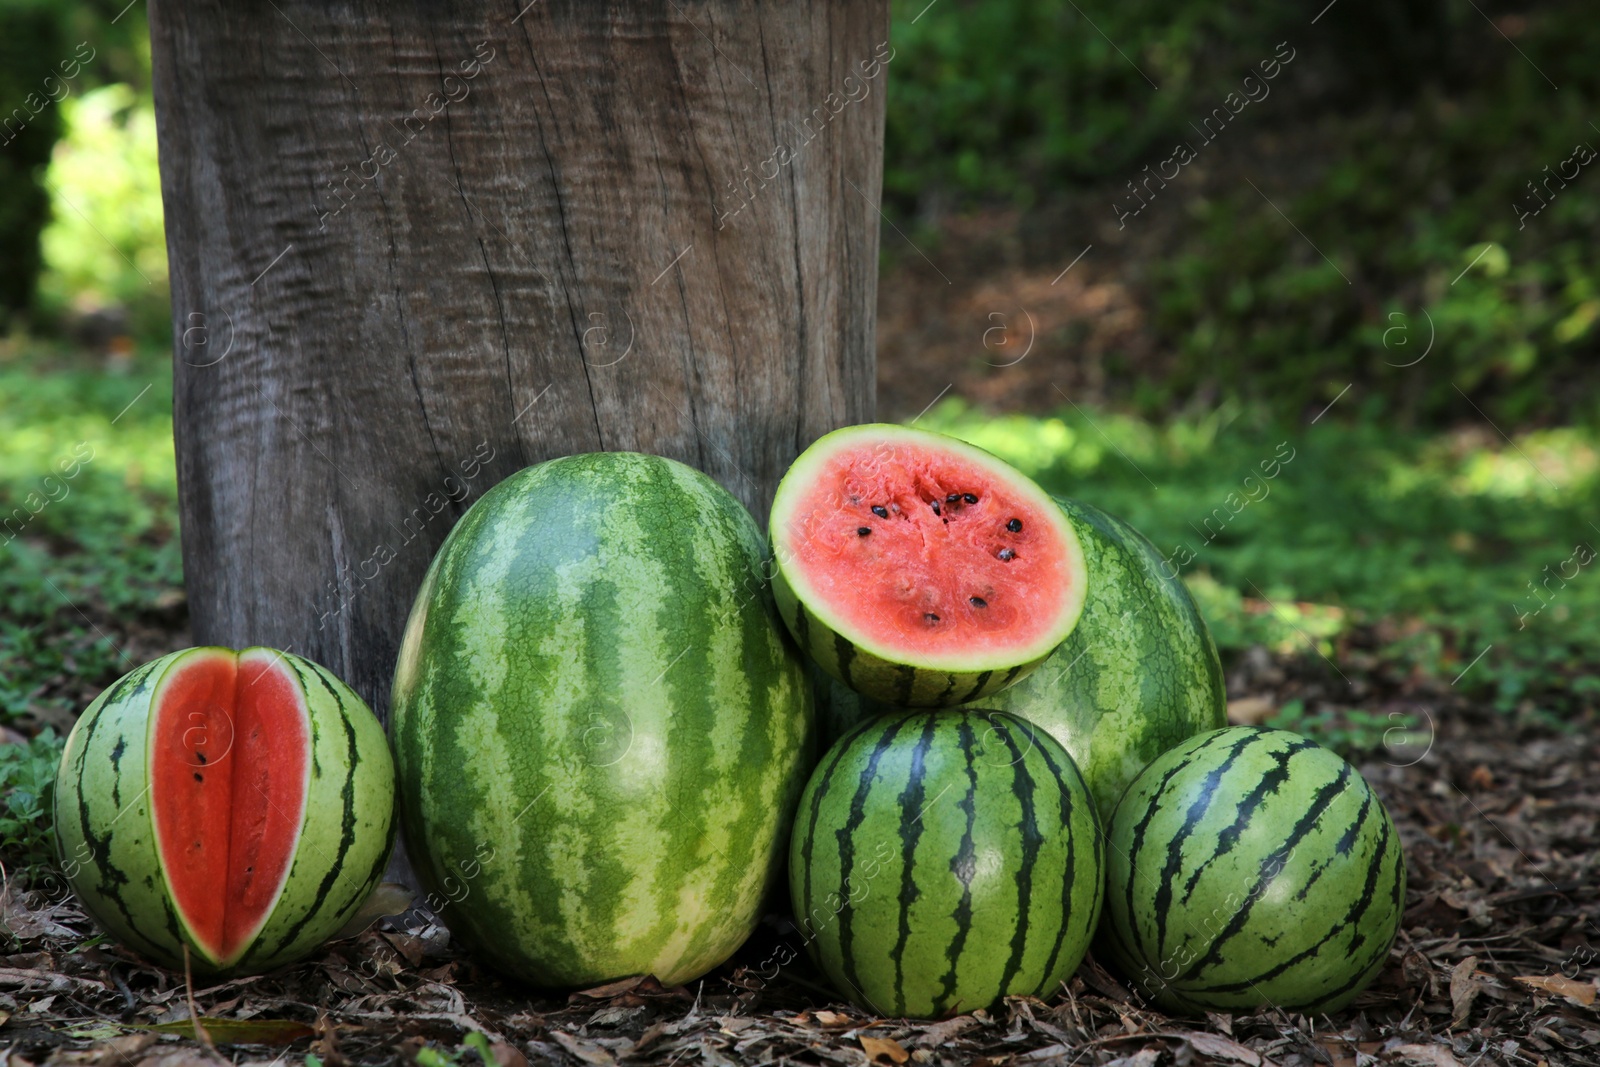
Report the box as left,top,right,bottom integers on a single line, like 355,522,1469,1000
923,398,1600,720
885,0,1600,425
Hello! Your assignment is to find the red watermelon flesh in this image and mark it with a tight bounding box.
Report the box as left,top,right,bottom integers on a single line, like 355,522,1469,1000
786,438,1075,660
148,648,310,966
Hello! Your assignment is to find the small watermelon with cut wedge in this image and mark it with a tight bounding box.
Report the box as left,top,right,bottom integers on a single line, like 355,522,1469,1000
769,424,1089,707
53,646,395,975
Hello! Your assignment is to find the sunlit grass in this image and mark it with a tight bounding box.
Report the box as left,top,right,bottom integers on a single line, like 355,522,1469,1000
924,398,1600,714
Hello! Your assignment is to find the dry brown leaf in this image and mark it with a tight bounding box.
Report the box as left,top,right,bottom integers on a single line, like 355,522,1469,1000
1318,1042,1358,1067
572,975,649,1001
1172,1031,1280,1067
628,1020,672,1057
0,886,78,941
1104,1051,1160,1067
381,932,428,968
550,1029,616,1066
1393,1043,1464,1067
0,967,105,993
810,1010,854,1028
132,1052,219,1067
1515,973,1598,1006
906,1015,979,1048
1449,954,1481,1027
45,1034,158,1066
860,1036,909,1064
487,1040,530,1067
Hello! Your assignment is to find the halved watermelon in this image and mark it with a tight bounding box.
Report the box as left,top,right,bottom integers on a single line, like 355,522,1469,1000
769,424,1088,706
54,647,395,975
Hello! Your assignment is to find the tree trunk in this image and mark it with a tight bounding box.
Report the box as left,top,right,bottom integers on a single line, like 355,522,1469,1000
149,0,886,720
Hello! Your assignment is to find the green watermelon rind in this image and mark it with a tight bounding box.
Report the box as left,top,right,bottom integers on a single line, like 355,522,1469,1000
390,452,814,989
790,709,1105,1019
983,497,1227,816
1100,726,1406,1016
770,424,1089,708
52,647,396,975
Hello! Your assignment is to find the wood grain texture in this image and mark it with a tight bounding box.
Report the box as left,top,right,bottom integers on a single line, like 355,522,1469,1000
149,0,886,720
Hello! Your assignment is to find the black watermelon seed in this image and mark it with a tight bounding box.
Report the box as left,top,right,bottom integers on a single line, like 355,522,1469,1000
946,493,961,504
964,493,979,504
925,613,941,623
1007,518,1023,532
931,500,941,515
970,596,987,608
857,527,871,536
193,772,203,782
196,751,207,764
998,548,1015,561
872,505,889,518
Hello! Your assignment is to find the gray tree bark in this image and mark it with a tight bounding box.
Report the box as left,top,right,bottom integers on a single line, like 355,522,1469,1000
149,0,886,722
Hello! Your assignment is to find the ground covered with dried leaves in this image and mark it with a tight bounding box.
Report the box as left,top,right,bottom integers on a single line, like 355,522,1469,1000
3,674,1596,1067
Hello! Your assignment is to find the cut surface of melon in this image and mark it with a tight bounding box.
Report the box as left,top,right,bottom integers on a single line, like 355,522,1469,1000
773,425,1086,670
147,648,310,966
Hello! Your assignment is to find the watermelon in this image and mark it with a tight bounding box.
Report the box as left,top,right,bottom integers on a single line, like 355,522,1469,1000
983,497,1226,816
813,497,1225,818
770,424,1089,707
391,452,813,988
1100,726,1405,1015
53,647,395,975
791,709,1103,1018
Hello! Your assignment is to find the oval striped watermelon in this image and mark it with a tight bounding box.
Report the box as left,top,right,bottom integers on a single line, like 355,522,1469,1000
391,452,813,988
791,709,1103,1018
53,647,395,975
770,425,1088,707
984,497,1226,816
811,497,1224,818
1101,727,1405,1015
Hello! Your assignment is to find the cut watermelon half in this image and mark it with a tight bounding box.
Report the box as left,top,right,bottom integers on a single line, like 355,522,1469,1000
147,647,311,969
769,424,1088,706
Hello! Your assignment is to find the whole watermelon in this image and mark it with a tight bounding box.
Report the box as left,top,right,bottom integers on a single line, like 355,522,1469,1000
791,709,1103,1018
391,452,813,988
816,497,1225,818
1101,727,1405,1015
54,647,394,975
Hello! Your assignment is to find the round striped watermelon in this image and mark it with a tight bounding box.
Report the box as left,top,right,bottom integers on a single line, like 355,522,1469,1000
791,709,1103,1018
1101,727,1405,1015
983,497,1226,816
811,497,1224,818
391,452,813,988
770,425,1088,707
53,647,395,975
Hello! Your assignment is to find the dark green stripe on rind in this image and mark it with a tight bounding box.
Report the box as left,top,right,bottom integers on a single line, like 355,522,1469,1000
791,710,1102,1019
835,717,912,1010
991,720,1041,1000
1020,719,1101,996
1102,727,1406,1016
890,717,939,1012
932,717,981,1017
